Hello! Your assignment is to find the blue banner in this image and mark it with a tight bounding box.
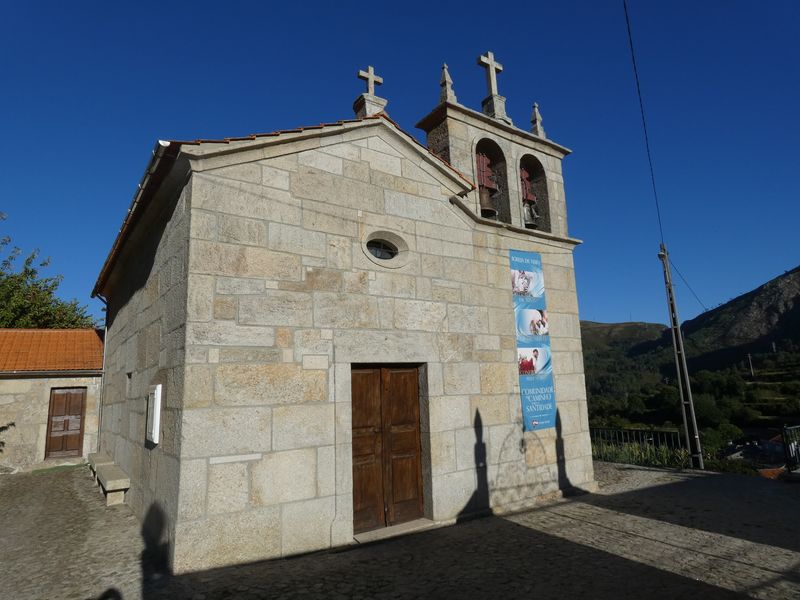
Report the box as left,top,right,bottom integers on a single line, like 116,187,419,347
510,250,556,431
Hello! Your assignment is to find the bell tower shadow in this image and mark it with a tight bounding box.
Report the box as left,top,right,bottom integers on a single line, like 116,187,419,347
457,410,492,523
556,409,587,496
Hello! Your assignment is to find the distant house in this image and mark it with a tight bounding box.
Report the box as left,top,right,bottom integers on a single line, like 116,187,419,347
0,329,104,471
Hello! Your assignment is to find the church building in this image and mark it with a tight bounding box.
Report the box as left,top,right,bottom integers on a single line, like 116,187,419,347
92,53,595,573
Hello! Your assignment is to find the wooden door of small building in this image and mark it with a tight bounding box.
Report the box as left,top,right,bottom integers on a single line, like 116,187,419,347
352,366,424,534
45,388,86,458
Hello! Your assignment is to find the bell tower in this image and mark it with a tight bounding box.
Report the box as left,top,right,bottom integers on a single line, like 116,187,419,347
416,52,571,237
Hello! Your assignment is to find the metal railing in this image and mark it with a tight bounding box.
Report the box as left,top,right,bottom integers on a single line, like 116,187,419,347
783,425,800,472
589,426,689,468
590,427,683,449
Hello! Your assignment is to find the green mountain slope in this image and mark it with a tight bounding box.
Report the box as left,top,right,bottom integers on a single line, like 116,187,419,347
581,265,800,430
680,265,800,369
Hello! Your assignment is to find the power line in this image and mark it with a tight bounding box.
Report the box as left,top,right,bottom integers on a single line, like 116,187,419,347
623,0,665,244
669,259,709,312
625,1,704,469
624,1,708,315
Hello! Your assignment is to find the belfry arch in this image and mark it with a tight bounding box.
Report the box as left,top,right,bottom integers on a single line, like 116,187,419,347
519,154,550,232
475,138,511,223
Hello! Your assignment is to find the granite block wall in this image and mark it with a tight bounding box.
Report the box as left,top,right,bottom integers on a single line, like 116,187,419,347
167,121,593,572
100,183,191,552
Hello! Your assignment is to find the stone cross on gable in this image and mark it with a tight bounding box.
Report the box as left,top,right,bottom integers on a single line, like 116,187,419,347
358,65,383,96
477,51,503,97
353,65,388,118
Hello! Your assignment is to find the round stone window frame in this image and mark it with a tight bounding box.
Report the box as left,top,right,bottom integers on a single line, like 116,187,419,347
361,230,410,269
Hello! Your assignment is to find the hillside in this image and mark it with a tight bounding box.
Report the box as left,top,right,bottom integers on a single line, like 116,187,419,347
680,265,800,369
581,321,665,351
583,265,800,370
581,265,800,432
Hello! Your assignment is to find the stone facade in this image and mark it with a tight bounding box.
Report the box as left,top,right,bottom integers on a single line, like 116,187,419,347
417,102,569,235
0,375,101,471
97,104,593,573
99,180,191,549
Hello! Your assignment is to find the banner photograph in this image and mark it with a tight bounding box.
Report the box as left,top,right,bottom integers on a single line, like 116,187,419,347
509,250,557,431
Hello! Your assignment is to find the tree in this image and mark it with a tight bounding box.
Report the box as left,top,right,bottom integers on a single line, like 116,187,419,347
0,214,95,328
693,393,725,428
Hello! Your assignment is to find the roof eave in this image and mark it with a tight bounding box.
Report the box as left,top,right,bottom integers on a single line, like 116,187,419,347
416,102,572,157
92,140,182,299
0,369,104,379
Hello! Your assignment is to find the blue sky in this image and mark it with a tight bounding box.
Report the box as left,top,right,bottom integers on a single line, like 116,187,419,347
1,1,798,325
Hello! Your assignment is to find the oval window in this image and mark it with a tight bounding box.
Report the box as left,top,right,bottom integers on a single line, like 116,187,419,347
366,239,398,260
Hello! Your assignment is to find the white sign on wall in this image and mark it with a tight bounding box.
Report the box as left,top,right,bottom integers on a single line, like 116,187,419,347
146,384,162,445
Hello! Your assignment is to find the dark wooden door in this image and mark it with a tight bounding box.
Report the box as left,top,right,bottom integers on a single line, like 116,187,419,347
352,366,423,534
352,368,385,533
45,388,86,458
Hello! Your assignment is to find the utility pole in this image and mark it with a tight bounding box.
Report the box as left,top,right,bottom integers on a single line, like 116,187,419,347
747,353,755,377
658,243,704,469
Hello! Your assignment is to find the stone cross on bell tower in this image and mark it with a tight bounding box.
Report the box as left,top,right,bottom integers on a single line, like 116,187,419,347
477,51,512,125
478,51,502,96
353,65,388,118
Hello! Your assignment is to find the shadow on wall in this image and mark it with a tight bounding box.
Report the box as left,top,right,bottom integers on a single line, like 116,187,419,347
555,409,572,491
104,188,181,329
457,407,578,523
457,410,490,523
0,422,14,453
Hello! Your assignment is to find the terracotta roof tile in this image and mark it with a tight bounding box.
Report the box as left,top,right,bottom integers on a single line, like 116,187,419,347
169,117,371,145
0,329,104,373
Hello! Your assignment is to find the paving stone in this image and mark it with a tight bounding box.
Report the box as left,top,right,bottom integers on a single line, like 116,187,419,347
1,463,798,599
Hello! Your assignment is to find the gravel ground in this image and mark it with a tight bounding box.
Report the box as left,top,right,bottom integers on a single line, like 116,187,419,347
1,462,798,600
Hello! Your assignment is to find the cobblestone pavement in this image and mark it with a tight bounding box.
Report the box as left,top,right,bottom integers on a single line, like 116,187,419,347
0,465,144,599
1,462,798,600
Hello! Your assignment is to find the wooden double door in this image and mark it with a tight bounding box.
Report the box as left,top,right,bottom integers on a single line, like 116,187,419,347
45,388,86,459
352,366,424,534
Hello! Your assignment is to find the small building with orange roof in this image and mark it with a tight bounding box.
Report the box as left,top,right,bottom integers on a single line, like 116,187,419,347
0,328,104,472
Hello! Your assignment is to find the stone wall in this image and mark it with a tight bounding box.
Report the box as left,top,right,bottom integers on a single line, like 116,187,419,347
170,120,593,572
0,375,101,471
100,183,190,550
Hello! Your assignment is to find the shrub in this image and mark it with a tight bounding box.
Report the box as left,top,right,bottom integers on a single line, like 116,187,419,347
592,441,690,469
703,458,758,475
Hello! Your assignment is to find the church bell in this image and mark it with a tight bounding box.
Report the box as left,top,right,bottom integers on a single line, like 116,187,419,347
479,187,498,219
522,200,538,229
